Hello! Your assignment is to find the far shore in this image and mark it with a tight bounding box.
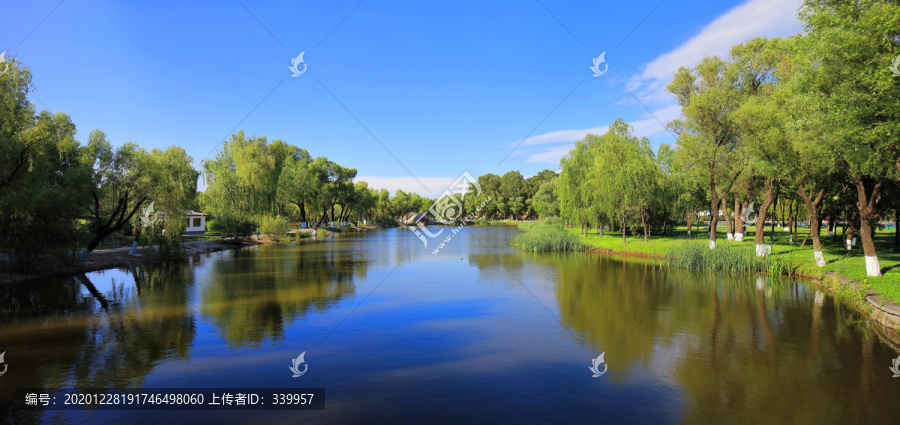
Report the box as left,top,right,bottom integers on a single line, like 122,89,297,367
0,225,380,285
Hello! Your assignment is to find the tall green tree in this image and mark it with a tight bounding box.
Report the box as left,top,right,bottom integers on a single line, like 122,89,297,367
589,119,660,242
667,56,742,249
77,130,155,261
798,0,900,275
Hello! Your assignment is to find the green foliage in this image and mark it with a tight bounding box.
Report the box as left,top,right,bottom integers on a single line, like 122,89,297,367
375,217,399,227
208,215,256,241
0,58,91,271
258,215,288,239
532,177,559,218
513,221,585,253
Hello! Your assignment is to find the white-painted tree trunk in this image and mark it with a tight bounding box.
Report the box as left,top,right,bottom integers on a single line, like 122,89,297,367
814,251,826,267
129,241,141,256
734,233,744,242
755,244,766,258
76,248,91,263
851,237,857,246
866,256,882,277
709,240,716,250
687,230,691,236
726,233,734,241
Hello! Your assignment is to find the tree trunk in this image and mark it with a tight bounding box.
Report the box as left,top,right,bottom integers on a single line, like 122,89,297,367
755,180,776,257
733,194,744,241
855,179,883,276
770,190,778,244
687,211,693,235
895,210,899,249
797,185,826,266
709,183,719,249
641,207,648,242
721,197,733,240
787,201,795,244
78,194,146,262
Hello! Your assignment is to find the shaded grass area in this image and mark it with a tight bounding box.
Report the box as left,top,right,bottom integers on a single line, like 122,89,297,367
554,223,900,304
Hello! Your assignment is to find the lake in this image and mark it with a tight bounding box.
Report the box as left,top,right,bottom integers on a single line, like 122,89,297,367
2,225,899,424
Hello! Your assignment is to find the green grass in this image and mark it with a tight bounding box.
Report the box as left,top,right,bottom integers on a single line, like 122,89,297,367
519,221,900,304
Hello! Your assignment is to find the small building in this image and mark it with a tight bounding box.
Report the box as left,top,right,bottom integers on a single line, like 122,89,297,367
153,210,210,234
185,211,210,233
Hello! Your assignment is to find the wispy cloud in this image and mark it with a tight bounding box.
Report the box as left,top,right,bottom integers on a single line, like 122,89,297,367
626,0,803,105
355,176,457,197
522,104,682,165
513,0,803,167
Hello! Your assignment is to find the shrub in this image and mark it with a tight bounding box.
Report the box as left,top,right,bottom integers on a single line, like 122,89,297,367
208,215,257,242
258,215,288,239
375,217,399,227
513,221,585,252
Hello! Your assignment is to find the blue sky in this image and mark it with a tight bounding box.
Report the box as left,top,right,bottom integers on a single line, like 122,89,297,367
3,0,802,196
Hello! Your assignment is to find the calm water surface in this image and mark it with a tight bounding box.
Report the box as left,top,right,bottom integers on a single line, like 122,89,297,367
2,226,899,424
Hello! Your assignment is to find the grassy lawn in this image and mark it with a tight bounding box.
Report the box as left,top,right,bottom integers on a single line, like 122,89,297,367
540,223,900,304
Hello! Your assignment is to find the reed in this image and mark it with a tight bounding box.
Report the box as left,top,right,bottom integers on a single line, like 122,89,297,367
513,221,585,252
667,241,797,275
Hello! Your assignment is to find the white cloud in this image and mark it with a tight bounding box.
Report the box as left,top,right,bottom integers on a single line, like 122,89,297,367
513,0,803,166
355,176,458,197
509,126,608,148
521,104,682,165
525,145,573,165
626,0,803,105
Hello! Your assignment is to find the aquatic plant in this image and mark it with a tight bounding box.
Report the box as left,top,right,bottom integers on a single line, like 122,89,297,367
513,221,585,252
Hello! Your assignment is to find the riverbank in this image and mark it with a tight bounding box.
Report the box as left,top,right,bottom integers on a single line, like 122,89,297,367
533,224,900,330
0,225,379,285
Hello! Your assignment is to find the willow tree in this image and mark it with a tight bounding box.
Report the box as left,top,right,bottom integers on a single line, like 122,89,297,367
559,134,603,235
202,132,292,237
0,72,90,271
589,119,660,242
532,177,560,218
77,130,155,261
667,56,741,249
798,0,900,276
275,151,314,224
